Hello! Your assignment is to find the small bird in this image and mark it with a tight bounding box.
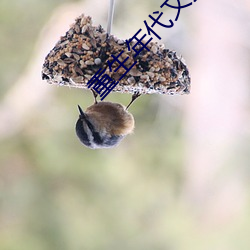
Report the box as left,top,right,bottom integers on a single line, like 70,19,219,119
75,91,140,149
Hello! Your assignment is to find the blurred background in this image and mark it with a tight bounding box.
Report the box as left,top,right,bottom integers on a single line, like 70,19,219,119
1,0,250,249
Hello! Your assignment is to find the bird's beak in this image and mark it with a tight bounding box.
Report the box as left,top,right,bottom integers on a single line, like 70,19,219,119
77,105,86,119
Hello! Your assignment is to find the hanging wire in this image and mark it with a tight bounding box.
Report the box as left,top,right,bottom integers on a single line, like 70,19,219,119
107,0,115,34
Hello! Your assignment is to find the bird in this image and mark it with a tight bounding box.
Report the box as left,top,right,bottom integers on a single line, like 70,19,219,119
75,90,140,149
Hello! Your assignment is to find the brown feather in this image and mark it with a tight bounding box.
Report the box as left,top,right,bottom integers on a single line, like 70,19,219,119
85,102,134,135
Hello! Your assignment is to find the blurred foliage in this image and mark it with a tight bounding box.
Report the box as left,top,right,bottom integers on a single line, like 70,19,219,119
0,0,71,98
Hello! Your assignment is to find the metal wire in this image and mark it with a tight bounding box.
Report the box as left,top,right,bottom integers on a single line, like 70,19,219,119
107,0,115,34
